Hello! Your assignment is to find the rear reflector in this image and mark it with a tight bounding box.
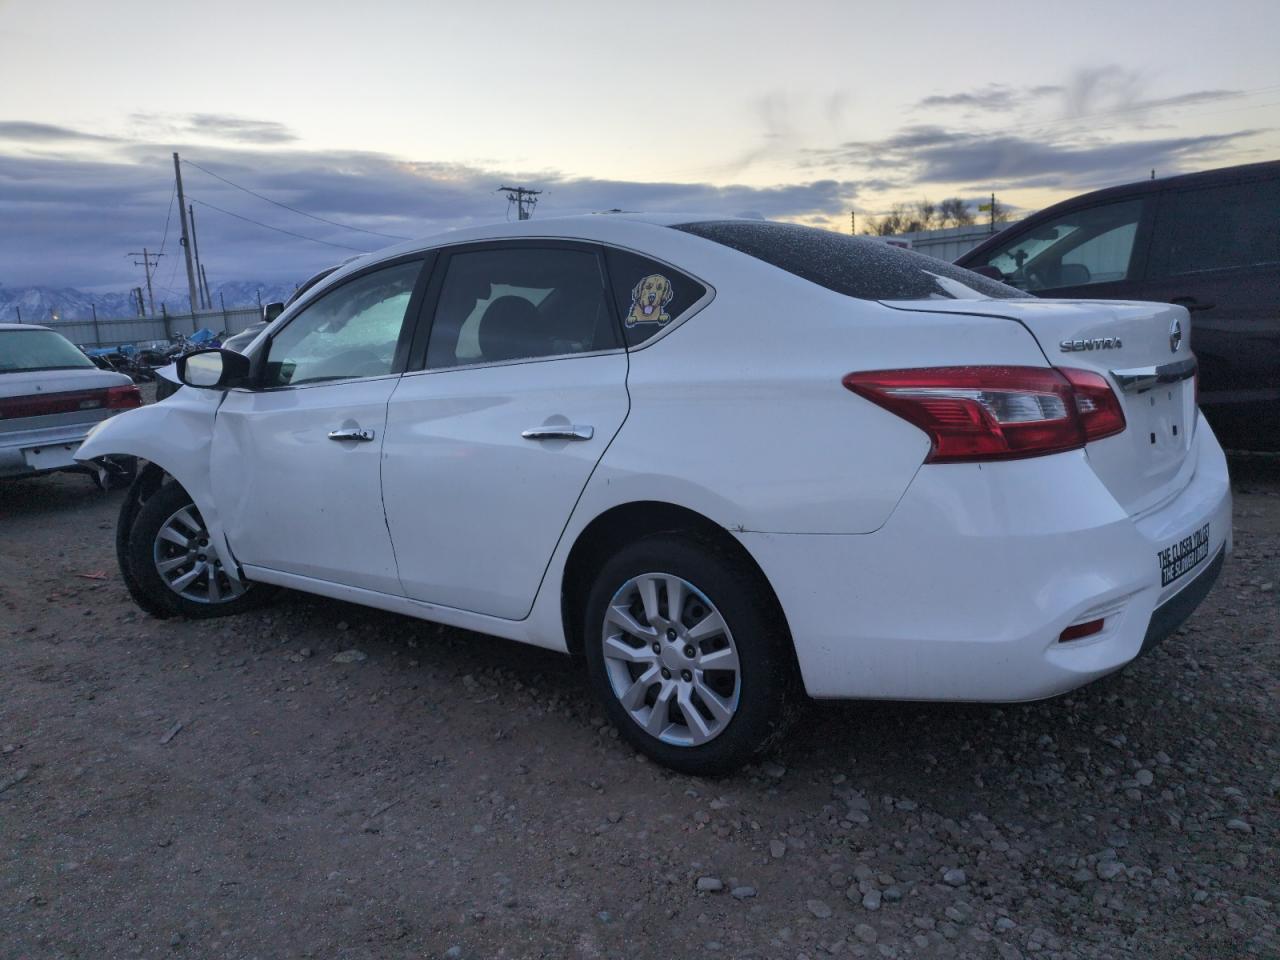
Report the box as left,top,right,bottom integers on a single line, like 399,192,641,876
843,366,1126,463
0,384,142,421
1059,618,1106,642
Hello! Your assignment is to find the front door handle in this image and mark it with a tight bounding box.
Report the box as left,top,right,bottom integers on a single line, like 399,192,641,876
327,427,375,442
1170,296,1215,313
521,425,594,441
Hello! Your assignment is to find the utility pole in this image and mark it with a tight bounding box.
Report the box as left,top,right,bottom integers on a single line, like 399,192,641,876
990,192,996,233
188,203,210,309
173,152,200,316
850,211,856,236
200,263,213,311
127,247,162,316
499,185,541,220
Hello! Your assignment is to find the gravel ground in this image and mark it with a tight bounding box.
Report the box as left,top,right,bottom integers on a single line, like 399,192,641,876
1,458,1277,960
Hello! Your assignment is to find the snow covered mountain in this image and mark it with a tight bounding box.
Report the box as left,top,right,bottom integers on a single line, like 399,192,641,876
0,281,300,322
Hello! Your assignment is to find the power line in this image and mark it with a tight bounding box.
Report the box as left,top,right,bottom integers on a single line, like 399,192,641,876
156,184,176,260
499,185,541,220
182,158,411,241
186,196,374,252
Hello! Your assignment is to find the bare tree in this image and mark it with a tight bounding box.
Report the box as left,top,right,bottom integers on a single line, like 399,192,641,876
915,198,937,231
938,197,975,228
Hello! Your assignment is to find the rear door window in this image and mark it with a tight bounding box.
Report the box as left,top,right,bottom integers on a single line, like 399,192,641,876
424,245,618,369
604,249,708,347
1150,179,1280,277
673,220,1025,301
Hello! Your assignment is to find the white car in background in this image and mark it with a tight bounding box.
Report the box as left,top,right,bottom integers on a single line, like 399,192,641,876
1,323,140,487
76,215,1231,773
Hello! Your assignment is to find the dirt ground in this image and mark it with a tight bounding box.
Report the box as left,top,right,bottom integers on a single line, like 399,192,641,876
1,458,1277,960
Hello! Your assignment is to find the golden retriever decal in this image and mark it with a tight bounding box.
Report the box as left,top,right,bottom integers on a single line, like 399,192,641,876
625,274,674,326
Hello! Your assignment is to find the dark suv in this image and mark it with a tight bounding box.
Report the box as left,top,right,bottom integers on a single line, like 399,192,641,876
958,161,1279,450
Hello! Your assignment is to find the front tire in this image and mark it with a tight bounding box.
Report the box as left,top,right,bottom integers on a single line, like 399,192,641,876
123,481,270,619
583,534,795,775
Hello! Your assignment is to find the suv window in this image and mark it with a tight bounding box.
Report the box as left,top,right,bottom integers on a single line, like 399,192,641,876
975,199,1144,291
264,260,421,387
425,246,618,369
674,220,1025,301
605,248,708,346
1155,179,1280,276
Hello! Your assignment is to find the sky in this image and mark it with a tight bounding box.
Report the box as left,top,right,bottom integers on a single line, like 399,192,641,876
1,0,1277,300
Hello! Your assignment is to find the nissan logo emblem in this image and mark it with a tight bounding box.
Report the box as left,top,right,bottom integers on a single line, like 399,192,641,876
1169,317,1183,353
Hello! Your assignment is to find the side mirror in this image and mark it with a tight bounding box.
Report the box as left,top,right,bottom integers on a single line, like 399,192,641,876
969,264,1006,281
262,301,285,324
177,348,252,389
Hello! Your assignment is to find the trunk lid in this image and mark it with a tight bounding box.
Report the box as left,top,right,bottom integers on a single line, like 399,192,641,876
881,297,1198,516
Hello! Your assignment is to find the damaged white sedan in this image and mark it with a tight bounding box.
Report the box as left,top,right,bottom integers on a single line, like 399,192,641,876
77,214,1231,773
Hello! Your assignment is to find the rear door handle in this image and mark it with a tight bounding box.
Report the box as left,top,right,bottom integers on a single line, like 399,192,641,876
1170,296,1215,313
521,425,594,441
327,427,375,442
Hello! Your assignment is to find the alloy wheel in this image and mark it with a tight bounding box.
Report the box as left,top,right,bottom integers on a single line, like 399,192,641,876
601,572,741,746
152,504,246,604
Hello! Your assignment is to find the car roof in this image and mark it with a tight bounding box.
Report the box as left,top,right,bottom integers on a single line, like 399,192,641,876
0,323,52,331
306,212,758,294
958,159,1280,263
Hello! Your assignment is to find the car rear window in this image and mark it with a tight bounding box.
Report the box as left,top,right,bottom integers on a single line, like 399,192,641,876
673,220,1028,301
0,329,96,373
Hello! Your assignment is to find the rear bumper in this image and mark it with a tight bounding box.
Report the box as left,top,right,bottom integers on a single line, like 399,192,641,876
0,423,98,478
741,413,1232,701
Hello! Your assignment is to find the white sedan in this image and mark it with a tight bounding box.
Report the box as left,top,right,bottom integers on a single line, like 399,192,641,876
1,323,140,487
76,215,1231,773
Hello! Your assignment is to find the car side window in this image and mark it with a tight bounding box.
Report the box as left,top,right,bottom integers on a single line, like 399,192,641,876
978,199,1145,291
425,246,618,369
264,260,421,387
604,249,708,347
1153,180,1280,277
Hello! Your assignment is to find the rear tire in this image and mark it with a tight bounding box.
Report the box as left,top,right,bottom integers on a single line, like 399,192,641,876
583,534,795,775
122,481,272,619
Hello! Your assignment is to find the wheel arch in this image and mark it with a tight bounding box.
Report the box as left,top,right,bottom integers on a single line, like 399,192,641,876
558,500,798,671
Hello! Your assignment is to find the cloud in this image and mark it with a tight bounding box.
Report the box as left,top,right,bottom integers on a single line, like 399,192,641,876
807,124,1264,191
917,73,1246,129
185,114,298,143
129,112,298,144
0,121,119,143
0,130,861,291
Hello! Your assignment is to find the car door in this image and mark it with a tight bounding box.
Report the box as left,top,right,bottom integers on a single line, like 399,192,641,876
380,241,630,620
210,257,429,594
1139,176,1280,414
968,195,1156,300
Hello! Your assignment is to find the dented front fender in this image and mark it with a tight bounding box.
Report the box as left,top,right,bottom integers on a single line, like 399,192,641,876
75,389,239,575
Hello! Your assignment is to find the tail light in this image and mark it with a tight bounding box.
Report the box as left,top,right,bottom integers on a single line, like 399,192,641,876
104,384,143,409
0,384,142,421
843,366,1126,463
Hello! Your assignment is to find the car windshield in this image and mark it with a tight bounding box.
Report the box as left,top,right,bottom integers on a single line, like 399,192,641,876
674,220,1028,301
0,329,97,373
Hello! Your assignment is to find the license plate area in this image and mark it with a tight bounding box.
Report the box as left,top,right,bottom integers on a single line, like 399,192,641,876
1159,522,1211,587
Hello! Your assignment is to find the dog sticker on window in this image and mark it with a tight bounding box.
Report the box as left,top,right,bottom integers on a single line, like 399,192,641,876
625,274,674,326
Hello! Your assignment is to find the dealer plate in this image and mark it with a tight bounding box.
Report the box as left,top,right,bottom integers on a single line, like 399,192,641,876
1158,523,1211,587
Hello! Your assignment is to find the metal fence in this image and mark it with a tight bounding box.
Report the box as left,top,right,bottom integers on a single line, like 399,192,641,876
33,308,263,349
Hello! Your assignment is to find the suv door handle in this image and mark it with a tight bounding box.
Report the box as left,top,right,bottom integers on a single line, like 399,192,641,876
1170,296,1215,313
327,427,375,442
521,425,594,441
